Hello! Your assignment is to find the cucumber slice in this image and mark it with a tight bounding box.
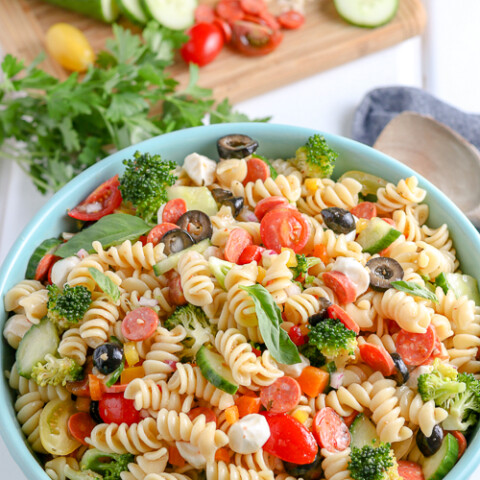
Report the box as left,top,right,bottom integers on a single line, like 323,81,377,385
356,217,401,254
141,0,196,30
349,413,380,449
196,345,239,394
153,238,210,276
42,0,119,22
208,257,234,290
422,433,458,480
25,238,62,279
338,170,388,196
436,272,480,305
117,0,148,24
333,0,399,28
16,318,60,379
167,186,218,217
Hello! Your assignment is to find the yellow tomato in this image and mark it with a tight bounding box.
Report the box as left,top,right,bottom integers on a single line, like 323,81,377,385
45,23,94,72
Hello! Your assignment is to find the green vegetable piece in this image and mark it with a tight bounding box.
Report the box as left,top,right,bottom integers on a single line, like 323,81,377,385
239,284,301,365
56,214,151,258
47,284,92,330
64,465,101,480
88,267,121,303
436,272,480,305
349,414,380,449
421,433,458,480
117,0,148,24
338,171,388,196
348,442,398,480
208,257,234,290
31,354,83,387
356,217,401,254
41,0,120,22
253,154,278,179
105,360,125,387
80,448,134,480
290,254,321,284
167,185,218,217
391,280,438,303
25,237,62,279
334,0,399,28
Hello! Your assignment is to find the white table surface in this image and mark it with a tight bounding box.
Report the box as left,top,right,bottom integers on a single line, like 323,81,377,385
1,1,480,479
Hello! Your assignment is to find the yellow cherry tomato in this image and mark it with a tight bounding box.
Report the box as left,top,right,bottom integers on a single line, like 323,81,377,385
45,23,95,72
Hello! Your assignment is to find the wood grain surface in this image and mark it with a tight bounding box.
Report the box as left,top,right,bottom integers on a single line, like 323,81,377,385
0,0,426,103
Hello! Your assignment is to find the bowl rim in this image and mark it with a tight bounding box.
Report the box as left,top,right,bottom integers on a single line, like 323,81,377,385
1,122,479,480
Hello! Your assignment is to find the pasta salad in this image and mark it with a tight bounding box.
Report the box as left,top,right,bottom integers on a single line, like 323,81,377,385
3,133,480,480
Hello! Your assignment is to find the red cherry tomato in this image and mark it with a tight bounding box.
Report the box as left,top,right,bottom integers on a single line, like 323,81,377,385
260,207,310,253
260,376,301,413
122,307,159,341
261,412,318,464
146,223,179,246
166,270,187,306
351,202,377,220
397,461,425,480
213,18,232,43
288,325,307,346
237,244,265,265
327,304,360,334
181,22,224,67
277,10,305,29
68,175,122,221
313,407,351,452
216,0,244,22
188,407,217,424
358,343,396,377
257,10,281,30
102,383,128,394
243,156,270,185
99,393,142,425
68,412,97,445
224,228,253,263
395,325,436,366
381,217,396,227
343,411,359,428
195,4,216,23
162,198,187,224
449,431,467,459
254,196,289,221
240,0,267,15
322,271,357,305
231,20,283,56
35,254,59,282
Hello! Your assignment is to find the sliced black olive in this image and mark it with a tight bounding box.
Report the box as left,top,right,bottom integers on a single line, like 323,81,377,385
284,451,323,479
223,196,244,217
366,257,404,291
321,207,356,234
176,210,213,243
389,353,410,385
217,134,259,159
416,425,443,457
89,400,102,423
308,297,332,326
93,343,123,375
161,229,195,255
212,188,234,203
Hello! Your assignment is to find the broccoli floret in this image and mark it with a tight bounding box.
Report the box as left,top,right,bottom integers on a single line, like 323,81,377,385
300,318,357,366
164,305,216,362
290,134,338,179
31,353,83,386
417,359,465,405
79,449,134,480
290,254,321,285
119,151,177,224
348,443,400,480
47,283,92,330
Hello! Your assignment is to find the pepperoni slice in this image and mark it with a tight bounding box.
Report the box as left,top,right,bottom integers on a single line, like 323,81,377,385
195,4,216,23
351,202,377,220
313,407,350,452
166,271,187,306
327,304,360,334
395,325,436,366
254,196,289,221
240,0,267,15
237,244,265,265
397,461,425,480
449,431,467,459
163,198,187,224
216,0,244,22
343,411,358,428
358,343,396,377
277,10,305,29
68,412,97,445
122,307,159,341
36,254,59,282
224,228,253,263
147,223,179,246
322,271,357,305
243,156,270,185
188,407,217,424
260,376,301,413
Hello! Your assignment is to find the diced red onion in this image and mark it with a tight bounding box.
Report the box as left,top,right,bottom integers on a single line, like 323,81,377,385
76,248,89,259
138,297,158,307
330,371,344,390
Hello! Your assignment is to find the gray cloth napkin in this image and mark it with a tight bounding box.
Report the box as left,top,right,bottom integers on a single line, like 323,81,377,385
351,86,480,150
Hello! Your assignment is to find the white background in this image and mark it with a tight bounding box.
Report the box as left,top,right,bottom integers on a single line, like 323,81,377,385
1,0,480,478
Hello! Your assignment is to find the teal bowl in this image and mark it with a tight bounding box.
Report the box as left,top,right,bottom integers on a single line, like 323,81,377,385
1,123,479,480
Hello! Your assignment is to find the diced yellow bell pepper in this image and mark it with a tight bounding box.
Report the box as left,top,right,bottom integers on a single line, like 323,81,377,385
281,247,297,267
292,409,309,425
305,178,320,194
125,342,140,367
121,365,145,385
356,218,369,234
257,266,267,284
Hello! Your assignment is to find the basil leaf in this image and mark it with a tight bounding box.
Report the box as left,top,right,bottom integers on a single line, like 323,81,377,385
105,360,124,387
56,214,150,258
88,267,121,303
240,284,301,365
391,280,438,303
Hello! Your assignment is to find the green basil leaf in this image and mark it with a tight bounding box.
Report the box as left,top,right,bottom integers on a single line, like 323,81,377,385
240,284,301,365
391,280,438,303
88,267,121,303
105,360,124,387
56,214,151,258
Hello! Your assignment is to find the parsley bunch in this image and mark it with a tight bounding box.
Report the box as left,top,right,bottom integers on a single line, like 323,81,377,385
0,22,267,194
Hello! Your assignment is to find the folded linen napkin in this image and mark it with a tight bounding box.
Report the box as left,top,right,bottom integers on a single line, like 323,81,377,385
351,86,480,150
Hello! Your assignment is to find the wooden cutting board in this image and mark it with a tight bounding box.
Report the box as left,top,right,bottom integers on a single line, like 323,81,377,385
0,0,426,104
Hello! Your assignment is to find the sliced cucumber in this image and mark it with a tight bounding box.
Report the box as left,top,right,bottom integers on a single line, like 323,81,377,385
356,217,401,254
196,345,239,394
117,0,148,24
338,170,388,196
167,186,218,217
25,238,62,279
422,433,458,480
42,0,120,22
349,413,380,449
436,272,480,305
334,0,399,28
208,257,234,290
141,0,196,30
16,318,59,379
153,238,210,276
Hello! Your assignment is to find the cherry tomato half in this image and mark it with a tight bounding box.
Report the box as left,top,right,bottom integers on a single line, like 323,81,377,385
277,10,305,29
237,244,265,265
147,223,179,246
254,196,289,221
243,156,270,185
188,407,217,424
224,228,253,263
98,392,141,425
231,20,283,56
68,175,122,221
181,22,224,67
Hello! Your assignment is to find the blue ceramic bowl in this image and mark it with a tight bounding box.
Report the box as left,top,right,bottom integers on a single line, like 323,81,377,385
1,123,479,480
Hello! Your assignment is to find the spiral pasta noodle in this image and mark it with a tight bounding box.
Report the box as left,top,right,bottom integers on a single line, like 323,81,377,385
321,448,352,480
261,250,293,305
45,457,79,480
18,288,48,324
66,254,109,291
58,327,88,365
206,461,274,480
376,176,427,213
120,287,174,319
215,158,248,188
4,279,44,312
3,313,32,349
121,448,169,480
14,391,46,453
